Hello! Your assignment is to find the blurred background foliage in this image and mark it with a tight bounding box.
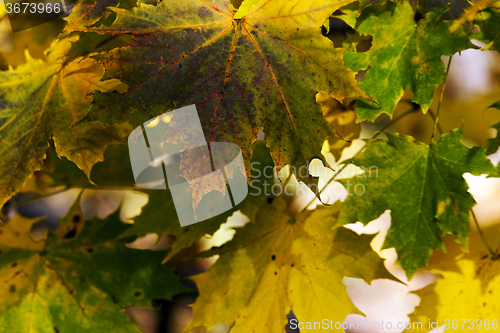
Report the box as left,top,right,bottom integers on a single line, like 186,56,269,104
1,0,500,332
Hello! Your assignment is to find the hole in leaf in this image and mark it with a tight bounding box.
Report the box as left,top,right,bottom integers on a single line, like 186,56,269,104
86,247,94,253
72,215,81,223
414,11,424,23
9,285,15,293
271,254,276,261
63,228,77,239
267,196,274,204
10,262,17,268
134,290,143,298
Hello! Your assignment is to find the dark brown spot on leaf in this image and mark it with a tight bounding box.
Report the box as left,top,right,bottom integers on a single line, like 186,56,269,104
63,228,77,239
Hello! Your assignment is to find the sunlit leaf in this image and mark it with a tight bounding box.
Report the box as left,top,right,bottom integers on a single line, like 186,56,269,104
407,226,500,333
187,197,395,332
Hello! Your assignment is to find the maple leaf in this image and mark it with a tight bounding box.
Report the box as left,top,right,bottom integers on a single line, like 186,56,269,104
74,0,369,185
0,36,127,208
338,128,498,278
343,1,476,121
186,197,395,332
0,198,189,332
407,228,500,333
62,0,136,59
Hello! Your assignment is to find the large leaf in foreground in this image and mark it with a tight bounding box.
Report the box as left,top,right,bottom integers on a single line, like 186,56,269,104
187,197,394,332
344,1,475,121
0,37,126,208
0,199,188,332
339,128,498,278
79,0,368,182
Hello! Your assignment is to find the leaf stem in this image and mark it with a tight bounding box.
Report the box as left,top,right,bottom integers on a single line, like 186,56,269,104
430,55,453,141
471,209,498,259
427,109,444,135
301,107,419,212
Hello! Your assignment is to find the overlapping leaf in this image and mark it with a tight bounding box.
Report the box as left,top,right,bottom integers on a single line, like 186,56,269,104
344,1,476,121
0,36,127,208
407,228,500,333
316,92,360,161
75,0,369,184
0,198,189,332
448,0,500,34
470,8,500,51
120,141,276,261
41,140,275,260
187,197,395,332
339,128,498,278
40,143,137,189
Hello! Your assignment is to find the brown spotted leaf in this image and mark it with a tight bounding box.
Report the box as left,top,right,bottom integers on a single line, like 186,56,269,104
77,0,369,185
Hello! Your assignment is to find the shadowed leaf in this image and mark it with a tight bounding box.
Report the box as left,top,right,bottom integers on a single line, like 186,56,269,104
339,128,498,278
0,198,189,332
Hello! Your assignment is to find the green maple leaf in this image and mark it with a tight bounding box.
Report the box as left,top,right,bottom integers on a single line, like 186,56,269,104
0,37,127,208
339,128,498,278
344,1,476,121
187,197,395,332
75,0,369,184
0,197,189,332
